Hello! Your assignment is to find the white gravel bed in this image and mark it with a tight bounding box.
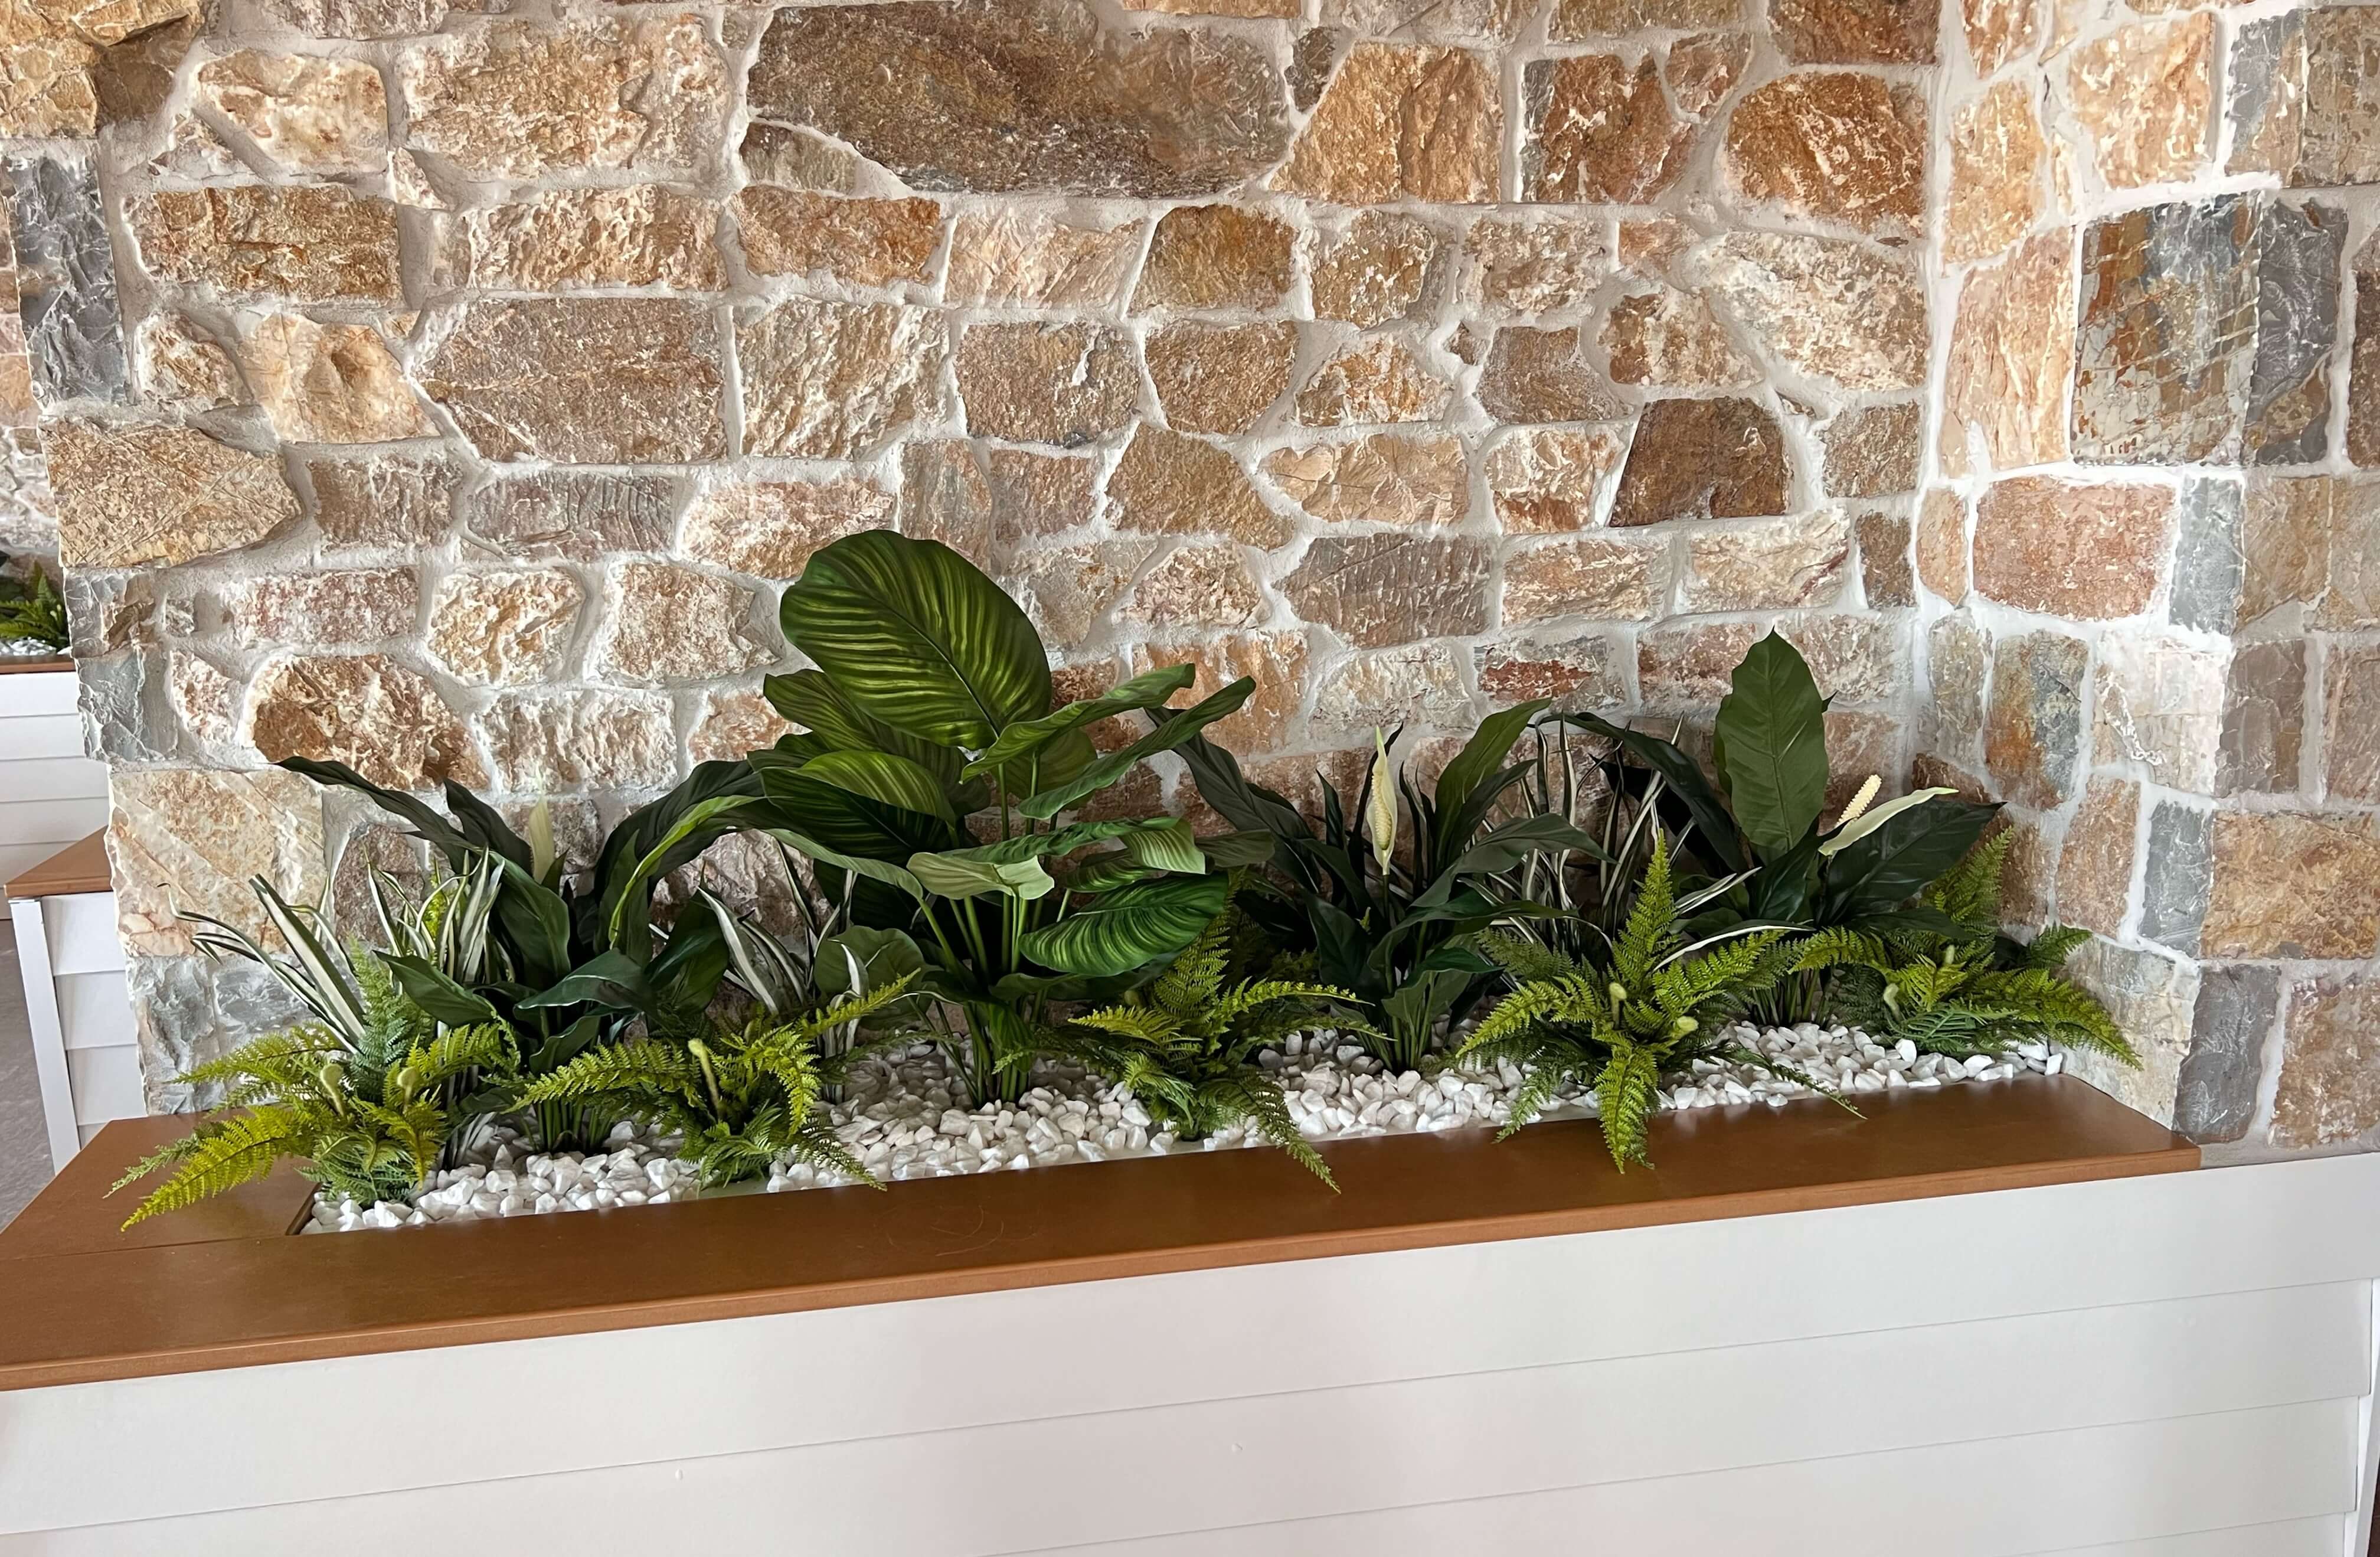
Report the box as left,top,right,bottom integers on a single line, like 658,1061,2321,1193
307,1024,2059,1232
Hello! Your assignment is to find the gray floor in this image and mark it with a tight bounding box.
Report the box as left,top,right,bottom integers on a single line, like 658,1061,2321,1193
0,921,54,1229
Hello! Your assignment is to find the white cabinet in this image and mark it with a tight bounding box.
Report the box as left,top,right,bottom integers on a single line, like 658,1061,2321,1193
0,661,108,887
7,833,138,1174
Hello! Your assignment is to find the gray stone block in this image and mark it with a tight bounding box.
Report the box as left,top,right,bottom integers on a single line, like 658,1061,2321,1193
2174,964,2280,1143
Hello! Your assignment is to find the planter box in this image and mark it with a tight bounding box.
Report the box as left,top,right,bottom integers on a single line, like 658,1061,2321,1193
0,659,107,889
5,1077,2375,1555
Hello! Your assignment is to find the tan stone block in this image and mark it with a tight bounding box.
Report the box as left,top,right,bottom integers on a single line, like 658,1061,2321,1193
1699,230,1928,391
1553,0,1740,30
733,189,941,288
739,298,947,459
1263,432,1467,530
2241,475,2380,630
126,184,400,302
944,210,1143,309
1944,79,2044,265
426,298,724,463
47,419,298,569
1856,510,1914,608
1924,613,1988,754
738,123,858,192
2093,634,2224,795
1962,0,2041,75
309,454,455,550
1681,513,1852,612
1136,204,1297,312
1475,631,1630,711
399,16,725,180
2272,976,2380,1149
1610,397,1789,527
1602,287,1757,389
679,478,892,580
1122,544,1264,630
246,652,486,790
166,651,240,748
1132,631,1309,754
1784,613,1902,701
1476,326,1621,423
1485,427,1622,535
957,321,1139,447
1271,42,1499,204
2203,811,2380,960
1461,214,1609,314
1505,537,1667,624
1821,404,1921,498
460,471,671,562
2062,935,2196,1124
1982,629,2086,809
425,569,580,687
1312,640,1472,736
476,690,675,792
1942,230,2075,471
1308,210,1443,327
1773,0,1937,63
1109,425,1288,547
1147,320,1296,435
1723,73,1925,235
435,185,723,292
2066,14,2214,190
228,567,418,648
1666,31,1751,117
1283,534,1489,646
2324,643,2380,804
1297,335,1450,427
1522,53,1694,204
242,314,432,445
136,315,246,413
1325,0,1535,34
1639,621,1761,710
1973,477,2172,619
196,50,387,174
593,562,769,686
895,443,1099,566
1004,541,1152,648
2055,775,2138,937
689,686,794,766
109,768,324,958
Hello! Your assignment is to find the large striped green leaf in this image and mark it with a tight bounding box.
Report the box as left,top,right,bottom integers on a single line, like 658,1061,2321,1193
963,664,1196,780
799,749,959,825
1019,677,1256,820
1019,874,1228,977
780,531,1051,750
763,668,967,793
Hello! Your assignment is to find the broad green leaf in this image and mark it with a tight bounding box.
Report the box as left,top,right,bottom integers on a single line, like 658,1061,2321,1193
518,951,648,1011
1432,699,1550,852
603,795,771,950
1064,851,1157,894
1560,714,1748,875
908,851,1057,902
1019,873,1229,977
1199,830,1280,870
752,827,925,903
1819,786,1956,857
1822,798,1999,918
1165,728,1313,843
751,748,957,863
779,530,1051,749
1122,818,1205,874
1020,677,1256,820
1413,813,1608,909
814,928,927,1001
441,782,534,871
965,664,1196,779
763,668,967,792
382,955,503,1027
1714,631,1830,861
946,817,1181,865
490,856,572,991
799,748,959,825
277,757,474,867
591,760,766,955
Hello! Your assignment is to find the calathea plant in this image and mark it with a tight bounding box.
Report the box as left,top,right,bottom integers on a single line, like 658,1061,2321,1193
1171,699,1602,1072
1457,838,1802,1170
1793,831,2135,1063
1067,893,1370,1187
110,877,520,1225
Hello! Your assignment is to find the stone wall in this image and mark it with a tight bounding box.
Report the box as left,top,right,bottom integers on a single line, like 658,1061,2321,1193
1921,0,2380,1156
6,0,1949,1101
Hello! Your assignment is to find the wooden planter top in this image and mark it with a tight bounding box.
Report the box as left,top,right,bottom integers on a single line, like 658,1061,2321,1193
5,830,112,901
0,654,71,677
0,1076,2195,1392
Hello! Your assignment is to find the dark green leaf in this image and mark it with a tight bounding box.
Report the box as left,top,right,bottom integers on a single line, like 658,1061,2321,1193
1413,813,1608,908
1714,631,1830,861
799,748,959,825
1432,700,1550,853
965,664,1196,779
1823,798,1999,918
762,668,967,793
276,757,472,865
1564,713,1748,874
1019,874,1228,977
519,951,650,1012
1166,729,1313,843
1019,677,1256,820
382,955,502,1027
441,782,533,871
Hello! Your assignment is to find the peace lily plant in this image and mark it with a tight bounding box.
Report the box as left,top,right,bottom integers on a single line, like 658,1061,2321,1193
110,529,2136,1223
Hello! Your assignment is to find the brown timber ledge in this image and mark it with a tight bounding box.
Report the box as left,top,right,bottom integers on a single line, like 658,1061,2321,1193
0,1075,2196,1392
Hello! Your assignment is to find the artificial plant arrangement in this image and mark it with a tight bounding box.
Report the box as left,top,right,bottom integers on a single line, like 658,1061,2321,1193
1169,700,1603,1073
0,554,66,651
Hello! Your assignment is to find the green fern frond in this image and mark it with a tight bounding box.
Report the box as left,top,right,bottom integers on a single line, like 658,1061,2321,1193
2021,925,2091,970
1610,837,1679,990
1458,975,1609,1059
1793,925,1891,975
1472,929,1580,985
518,1041,702,1108
1924,829,2012,936
784,1119,881,1188
1495,1042,1575,1138
1070,1004,1186,1049
1215,1076,1335,1189
117,1112,304,1228
1594,1042,1662,1170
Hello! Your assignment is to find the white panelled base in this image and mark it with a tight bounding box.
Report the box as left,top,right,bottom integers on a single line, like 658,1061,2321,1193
0,669,106,889
10,889,137,1174
5,1151,2379,1555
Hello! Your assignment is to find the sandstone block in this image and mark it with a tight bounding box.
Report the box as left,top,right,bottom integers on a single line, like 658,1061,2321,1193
424,299,724,463
2273,975,2380,1149
1122,544,1264,630
1772,0,1936,63
426,569,581,687
1132,632,1309,753
1283,534,1488,647
477,690,675,792
461,471,673,562
243,314,432,445
1944,79,2043,265
946,211,1143,310
1983,629,2087,809
1610,397,1789,527
1272,42,1499,204
136,315,243,414
1147,321,1296,435
594,562,769,686
2067,15,2213,189
1699,231,1927,391
1856,510,1914,608
2072,198,2257,466
1602,288,1757,389
47,418,298,568
1961,0,2040,76
110,768,324,958
126,184,399,302
1821,404,1921,498
436,187,724,292
957,322,1139,447
1475,632,1629,711
2202,811,2380,960
1263,433,1467,530
1722,73,1925,235
2323,644,2380,803
1461,215,1609,314
308,455,453,550
2062,935,2197,1127
1915,488,1969,604
1313,641,1472,736
739,298,947,459
2055,775,2138,936
1506,536,1668,624
247,652,485,790
1522,54,1692,204
1973,478,2172,619
1137,205,1296,313
228,568,417,648
1941,230,2075,473
1475,326,1620,423
1110,425,1288,547
1784,613,1902,701
1552,0,1741,31
1297,336,1449,427
1485,428,1622,534
682,478,894,579
1924,613,1987,755
196,50,387,175
1666,32,1750,117
1309,211,1443,328
738,123,858,191
2094,634,2224,795
1639,621,1761,710
733,189,941,288
1004,542,1150,647
689,687,795,766
1681,513,1851,612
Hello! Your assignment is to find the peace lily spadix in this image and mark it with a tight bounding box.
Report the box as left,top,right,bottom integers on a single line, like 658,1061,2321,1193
1365,729,1397,872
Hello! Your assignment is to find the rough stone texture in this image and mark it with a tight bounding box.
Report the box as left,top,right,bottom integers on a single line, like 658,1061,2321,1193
681,478,894,579
2063,936,2199,1127
1148,321,1296,435
1972,478,2172,620
1475,326,1619,424
2056,776,2139,936
1312,640,1471,737
1484,428,1621,535
46,419,298,568
733,190,941,289
1123,545,1264,629
2066,15,2213,190
738,123,858,192
1924,613,1987,756
1962,0,2040,77
5,154,125,406
1325,0,1533,34
2352,238,2380,469
1137,205,1296,314
1522,54,1693,205
1772,0,1936,63
2272,976,2380,1149
1298,336,1450,427
689,687,794,766
2230,9,2380,190
1681,514,1851,612
439,187,724,293
136,315,243,412
2072,199,2258,467
2172,965,2280,1144
2246,201,2345,467
1700,231,1927,391
750,1,1288,200
424,299,724,463
1856,511,1913,608
109,768,324,959
2218,639,2305,798
1505,537,1667,624
1663,33,1747,120
1462,216,1608,315
1942,230,2075,474
1264,433,1467,530
739,299,946,459
400,17,724,181
1822,405,1921,498
1309,211,1441,328
1274,42,1499,204
2323,644,2380,804
946,211,1142,309
477,691,675,792
2169,478,2246,636
247,653,485,790
127,184,400,304
1610,397,1789,528
895,442,1097,563
426,570,580,686
1138,631,1309,754
310,455,454,550
1723,74,1925,235
1476,631,1629,710
1639,621,1763,710
1603,288,1757,389
1553,0,1740,31
243,314,432,445
1983,629,2087,810
957,322,1139,447
2239,475,2380,630
1945,80,2043,266
227,569,417,648
1915,489,1968,604
1288,26,1341,112
2094,634,2225,796
197,50,387,175
2202,812,2380,961
1282,535,1489,647
1787,614,1902,701
460,471,671,561
1007,542,1149,647
594,562,769,686
1111,425,1287,546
